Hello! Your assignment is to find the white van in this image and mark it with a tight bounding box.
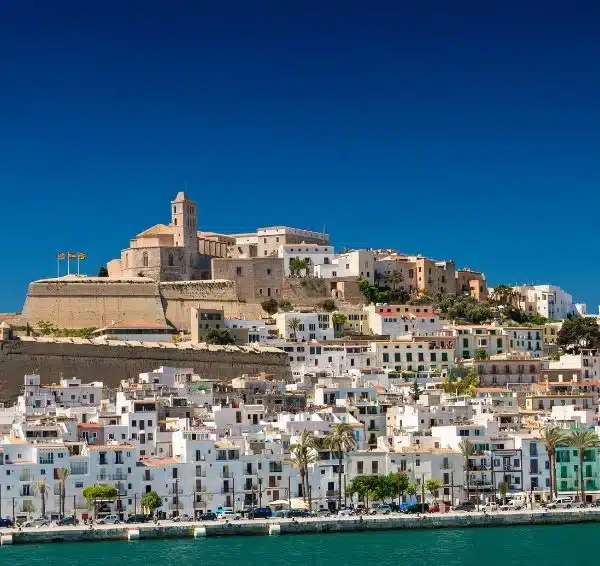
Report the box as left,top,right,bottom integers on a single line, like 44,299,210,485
546,497,573,509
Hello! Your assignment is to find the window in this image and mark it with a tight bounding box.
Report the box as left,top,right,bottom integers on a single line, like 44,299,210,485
168,253,174,267
236,266,242,276
142,252,149,267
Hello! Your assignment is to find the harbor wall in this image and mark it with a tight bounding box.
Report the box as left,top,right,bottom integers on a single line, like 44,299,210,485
4,509,600,545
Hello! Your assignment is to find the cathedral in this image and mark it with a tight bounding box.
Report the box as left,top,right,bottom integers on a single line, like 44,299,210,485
107,192,229,281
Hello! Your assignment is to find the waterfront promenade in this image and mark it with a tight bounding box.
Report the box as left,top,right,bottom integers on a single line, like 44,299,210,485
2,508,600,546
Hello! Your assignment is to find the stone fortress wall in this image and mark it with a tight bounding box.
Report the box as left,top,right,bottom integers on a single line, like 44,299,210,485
19,275,339,332
20,277,167,328
0,337,291,401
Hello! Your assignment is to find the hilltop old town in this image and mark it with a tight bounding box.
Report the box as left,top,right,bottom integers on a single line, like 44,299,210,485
1,191,600,525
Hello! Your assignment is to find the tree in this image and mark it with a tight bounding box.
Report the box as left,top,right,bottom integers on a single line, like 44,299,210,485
261,298,279,316
406,482,418,497
289,430,318,508
141,490,163,516
557,317,600,354
498,481,509,504
408,295,434,306
459,439,476,501
540,427,565,499
287,317,302,340
278,299,293,312
36,479,48,517
204,329,235,345
425,478,443,500
289,258,310,277
441,369,479,397
98,266,109,277
369,474,398,504
37,320,56,336
410,381,422,402
473,348,489,360
82,485,118,518
326,422,357,511
331,312,348,336
395,472,410,505
566,429,600,503
319,299,336,312
57,467,70,518
385,270,403,291
490,285,520,309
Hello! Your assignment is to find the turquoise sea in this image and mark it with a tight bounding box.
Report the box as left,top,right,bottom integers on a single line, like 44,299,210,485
2,524,590,566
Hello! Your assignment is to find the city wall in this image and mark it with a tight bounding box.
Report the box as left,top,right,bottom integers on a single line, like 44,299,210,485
20,278,167,329
0,338,290,401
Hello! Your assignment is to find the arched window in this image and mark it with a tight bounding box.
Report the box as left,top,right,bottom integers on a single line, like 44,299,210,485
174,218,178,226
143,252,149,267
124,254,128,269
168,253,174,267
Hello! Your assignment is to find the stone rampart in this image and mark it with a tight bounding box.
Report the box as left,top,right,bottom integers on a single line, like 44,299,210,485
159,280,262,329
20,277,166,329
0,337,290,401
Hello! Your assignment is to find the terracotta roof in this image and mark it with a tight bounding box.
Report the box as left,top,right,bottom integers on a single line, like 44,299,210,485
87,443,133,451
142,457,181,467
78,423,103,428
136,224,175,238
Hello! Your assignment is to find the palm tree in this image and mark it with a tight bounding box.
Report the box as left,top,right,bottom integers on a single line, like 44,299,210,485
326,422,357,511
57,467,70,518
385,270,403,291
540,427,565,499
289,430,318,507
566,429,600,503
37,479,48,517
459,439,476,502
287,317,302,340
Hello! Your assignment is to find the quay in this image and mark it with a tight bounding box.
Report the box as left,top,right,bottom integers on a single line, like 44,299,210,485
3,509,600,545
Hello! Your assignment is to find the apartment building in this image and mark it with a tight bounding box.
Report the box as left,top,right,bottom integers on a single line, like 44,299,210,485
512,284,574,320
273,312,334,341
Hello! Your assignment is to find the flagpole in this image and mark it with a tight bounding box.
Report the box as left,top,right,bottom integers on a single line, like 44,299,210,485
57,255,60,279
67,253,70,276
77,254,80,276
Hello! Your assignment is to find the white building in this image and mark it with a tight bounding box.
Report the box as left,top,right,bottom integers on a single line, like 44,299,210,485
278,244,335,277
274,312,334,341
369,311,440,337
512,284,574,320
224,318,269,343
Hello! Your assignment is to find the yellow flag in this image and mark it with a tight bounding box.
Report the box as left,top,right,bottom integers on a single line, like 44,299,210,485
57,253,65,260
77,252,87,260
68,252,76,259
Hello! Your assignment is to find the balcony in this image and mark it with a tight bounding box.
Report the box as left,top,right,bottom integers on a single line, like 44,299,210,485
20,472,32,482
195,469,207,477
142,473,154,482
168,487,184,495
96,473,128,481
326,490,340,497
169,502,184,511
221,488,232,494
243,484,258,492
221,471,234,478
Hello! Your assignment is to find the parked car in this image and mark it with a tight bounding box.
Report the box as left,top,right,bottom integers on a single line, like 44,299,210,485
172,514,193,522
96,515,121,525
480,502,499,512
373,504,393,515
453,501,476,512
404,503,430,514
218,510,241,521
546,497,574,510
337,509,354,517
198,512,218,521
22,517,50,528
55,516,79,526
0,518,13,528
246,507,273,519
428,502,451,513
126,514,150,524
593,500,600,507
314,509,332,517
499,499,524,511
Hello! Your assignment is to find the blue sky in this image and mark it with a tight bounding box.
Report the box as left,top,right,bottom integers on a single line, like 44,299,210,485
1,0,599,312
